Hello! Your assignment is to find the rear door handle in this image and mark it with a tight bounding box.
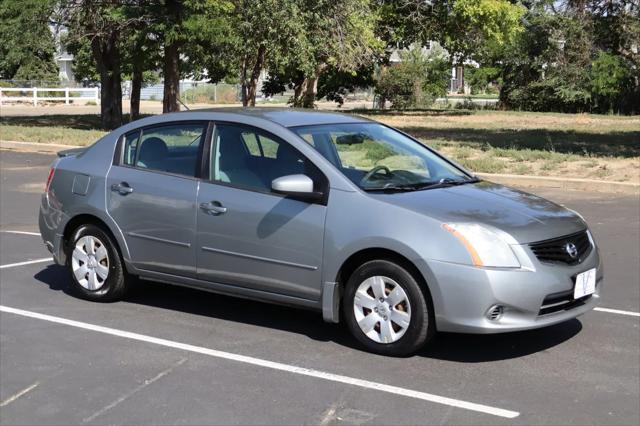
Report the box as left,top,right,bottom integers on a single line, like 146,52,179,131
111,182,133,195
199,201,227,215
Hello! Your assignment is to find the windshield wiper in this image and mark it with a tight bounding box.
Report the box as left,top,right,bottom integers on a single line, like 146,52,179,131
413,177,481,190
363,177,481,193
362,184,419,193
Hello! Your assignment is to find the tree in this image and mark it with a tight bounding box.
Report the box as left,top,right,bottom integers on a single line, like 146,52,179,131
123,31,161,121
299,0,382,107
497,1,638,114
317,65,376,107
261,64,307,106
444,0,526,63
372,1,524,96
0,0,59,82
590,51,634,113
263,0,381,107
222,0,306,106
66,38,100,84
61,0,145,129
499,8,593,112
66,16,160,122
379,0,524,62
465,66,501,94
140,0,233,113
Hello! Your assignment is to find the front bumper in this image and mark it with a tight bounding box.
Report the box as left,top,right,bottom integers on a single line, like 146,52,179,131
424,243,603,334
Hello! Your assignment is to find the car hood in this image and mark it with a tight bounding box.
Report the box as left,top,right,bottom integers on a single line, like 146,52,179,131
371,181,586,244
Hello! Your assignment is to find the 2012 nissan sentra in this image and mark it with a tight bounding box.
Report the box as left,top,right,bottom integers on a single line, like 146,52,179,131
39,109,602,356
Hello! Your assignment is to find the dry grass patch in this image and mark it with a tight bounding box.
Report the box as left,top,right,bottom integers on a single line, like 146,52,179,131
357,110,640,183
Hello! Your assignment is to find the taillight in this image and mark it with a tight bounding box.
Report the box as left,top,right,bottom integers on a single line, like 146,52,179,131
45,167,55,192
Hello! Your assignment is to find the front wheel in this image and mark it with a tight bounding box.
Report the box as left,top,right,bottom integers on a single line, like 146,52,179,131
343,260,434,356
66,224,128,302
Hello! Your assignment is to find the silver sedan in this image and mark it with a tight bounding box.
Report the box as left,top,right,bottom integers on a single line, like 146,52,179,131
39,109,602,356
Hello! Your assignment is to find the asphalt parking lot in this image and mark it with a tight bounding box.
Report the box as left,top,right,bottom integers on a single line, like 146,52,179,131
1,149,639,426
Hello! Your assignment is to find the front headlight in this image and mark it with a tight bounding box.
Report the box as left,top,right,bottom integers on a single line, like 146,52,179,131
442,223,520,268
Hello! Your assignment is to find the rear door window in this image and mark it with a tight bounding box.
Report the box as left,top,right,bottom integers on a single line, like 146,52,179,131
123,131,140,166
123,122,207,178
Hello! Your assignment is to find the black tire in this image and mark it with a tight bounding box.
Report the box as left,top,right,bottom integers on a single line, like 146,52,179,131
343,260,435,356
66,223,128,302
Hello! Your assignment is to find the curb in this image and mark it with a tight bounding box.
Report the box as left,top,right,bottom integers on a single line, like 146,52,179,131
1,140,86,154
2,140,638,196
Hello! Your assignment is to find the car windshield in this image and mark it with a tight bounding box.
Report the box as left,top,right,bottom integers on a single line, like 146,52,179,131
291,123,473,191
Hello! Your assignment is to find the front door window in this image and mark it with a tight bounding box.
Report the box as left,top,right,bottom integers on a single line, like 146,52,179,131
212,124,320,193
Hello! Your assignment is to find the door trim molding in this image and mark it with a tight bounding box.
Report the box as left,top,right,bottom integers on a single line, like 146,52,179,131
137,268,319,309
201,246,318,271
127,232,191,248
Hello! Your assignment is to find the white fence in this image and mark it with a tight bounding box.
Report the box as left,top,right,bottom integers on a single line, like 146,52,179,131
0,87,99,106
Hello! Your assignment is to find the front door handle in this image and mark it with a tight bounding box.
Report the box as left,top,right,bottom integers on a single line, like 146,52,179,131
111,182,133,195
199,201,227,215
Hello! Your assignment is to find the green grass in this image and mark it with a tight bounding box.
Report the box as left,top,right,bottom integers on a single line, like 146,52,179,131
0,124,106,146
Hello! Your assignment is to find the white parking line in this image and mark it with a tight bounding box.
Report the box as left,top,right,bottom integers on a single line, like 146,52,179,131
0,230,40,236
594,307,640,317
0,305,519,419
0,382,39,407
0,258,51,269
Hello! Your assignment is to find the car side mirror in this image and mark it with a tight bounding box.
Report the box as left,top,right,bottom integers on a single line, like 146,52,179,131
272,174,323,203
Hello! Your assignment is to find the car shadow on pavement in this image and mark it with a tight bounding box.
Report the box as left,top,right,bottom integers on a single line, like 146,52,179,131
35,265,582,362
34,265,358,349
420,320,582,362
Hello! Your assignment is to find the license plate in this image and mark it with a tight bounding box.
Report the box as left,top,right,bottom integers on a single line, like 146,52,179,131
574,268,597,299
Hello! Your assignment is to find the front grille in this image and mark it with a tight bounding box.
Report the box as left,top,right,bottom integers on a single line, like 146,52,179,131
538,289,591,316
529,230,592,265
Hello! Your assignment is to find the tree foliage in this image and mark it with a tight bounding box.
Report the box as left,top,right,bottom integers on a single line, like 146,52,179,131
61,0,135,129
3,0,636,119
384,0,525,64
499,1,639,114
221,0,306,106
263,0,382,107
0,0,59,82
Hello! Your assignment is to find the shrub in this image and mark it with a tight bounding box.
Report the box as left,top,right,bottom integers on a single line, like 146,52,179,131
375,45,450,109
466,67,501,95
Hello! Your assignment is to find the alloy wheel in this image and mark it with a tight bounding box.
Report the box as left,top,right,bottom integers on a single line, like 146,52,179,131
353,275,411,344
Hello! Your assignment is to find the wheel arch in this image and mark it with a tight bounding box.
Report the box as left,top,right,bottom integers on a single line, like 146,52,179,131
330,247,437,326
61,213,131,272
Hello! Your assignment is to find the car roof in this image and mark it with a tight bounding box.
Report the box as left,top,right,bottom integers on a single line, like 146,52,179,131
176,107,372,128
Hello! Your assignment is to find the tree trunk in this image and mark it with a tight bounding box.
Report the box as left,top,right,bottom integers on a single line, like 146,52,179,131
302,63,326,108
292,80,305,107
289,72,307,107
246,45,266,107
163,41,180,113
240,58,248,107
302,76,317,108
91,34,122,130
130,66,142,121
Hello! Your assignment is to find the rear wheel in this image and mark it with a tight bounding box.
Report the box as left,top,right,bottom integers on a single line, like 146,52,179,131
343,260,434,356
66,224,128,302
